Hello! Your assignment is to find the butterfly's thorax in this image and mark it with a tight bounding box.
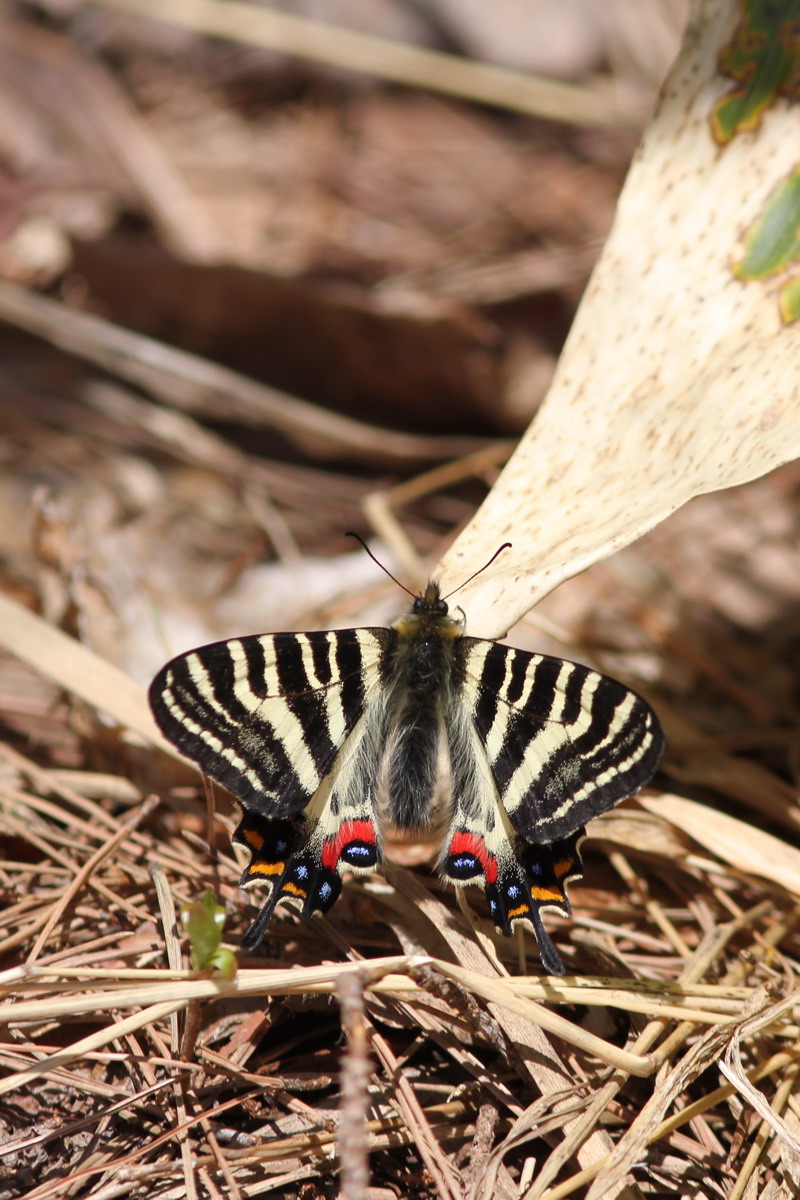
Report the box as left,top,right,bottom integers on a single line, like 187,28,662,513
381,581,463,830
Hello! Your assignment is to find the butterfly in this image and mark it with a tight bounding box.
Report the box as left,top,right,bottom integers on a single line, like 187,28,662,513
149,553,663,975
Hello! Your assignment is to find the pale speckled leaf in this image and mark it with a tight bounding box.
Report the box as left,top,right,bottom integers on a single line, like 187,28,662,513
436,0,800,638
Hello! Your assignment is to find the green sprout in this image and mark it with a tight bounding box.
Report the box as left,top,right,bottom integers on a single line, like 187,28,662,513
181,890,238,980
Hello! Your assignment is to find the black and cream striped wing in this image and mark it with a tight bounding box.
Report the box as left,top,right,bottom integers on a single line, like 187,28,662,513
149,628,392,818
454,639,663,842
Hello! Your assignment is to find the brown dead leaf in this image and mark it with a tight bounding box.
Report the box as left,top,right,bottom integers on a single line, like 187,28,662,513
639,793,800,900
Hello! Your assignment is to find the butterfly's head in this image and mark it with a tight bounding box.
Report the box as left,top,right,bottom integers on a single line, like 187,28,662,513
346,534,510,631
393,579,463,642
413,580,449,617
407,541,513,631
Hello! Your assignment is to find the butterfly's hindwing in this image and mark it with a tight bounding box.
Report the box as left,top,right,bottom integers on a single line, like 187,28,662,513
149,628,391,818
442,824,585,975
453,638,664,843
233,811,333,947
234,806,381,947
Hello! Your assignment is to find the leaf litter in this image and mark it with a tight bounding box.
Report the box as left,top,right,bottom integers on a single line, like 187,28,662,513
1,2,800,1199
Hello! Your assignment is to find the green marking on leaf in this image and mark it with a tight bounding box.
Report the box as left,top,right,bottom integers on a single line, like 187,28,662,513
733,165,800,323
780,275,800,321
181,889,238,979
735,167,800,279
711,0,800,144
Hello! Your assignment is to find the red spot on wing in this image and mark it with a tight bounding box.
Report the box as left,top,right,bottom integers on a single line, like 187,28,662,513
447,831,498,884
321,819,377,870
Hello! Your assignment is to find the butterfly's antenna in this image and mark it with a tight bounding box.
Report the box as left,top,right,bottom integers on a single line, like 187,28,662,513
440,542,512,601
345,531,417,598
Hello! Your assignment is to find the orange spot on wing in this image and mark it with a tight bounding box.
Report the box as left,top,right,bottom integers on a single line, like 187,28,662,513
531,887,564,902
248,861,285,876
282,882,307,898
507,904,530,920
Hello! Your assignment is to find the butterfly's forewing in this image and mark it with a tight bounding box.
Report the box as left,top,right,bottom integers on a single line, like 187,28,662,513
149,629,388,818
455,639,664,843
